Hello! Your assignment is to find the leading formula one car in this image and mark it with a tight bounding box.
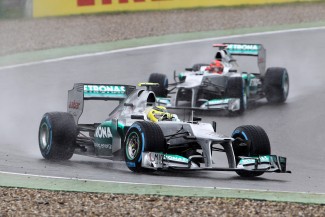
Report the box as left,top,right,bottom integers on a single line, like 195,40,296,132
38,83,290,177
148,43,289,115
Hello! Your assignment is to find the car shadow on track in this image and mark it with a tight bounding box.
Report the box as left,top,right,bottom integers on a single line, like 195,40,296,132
38,158,288,184
152,170,288,183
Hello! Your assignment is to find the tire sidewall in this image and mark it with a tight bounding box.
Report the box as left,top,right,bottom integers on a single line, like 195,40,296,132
232,126,270,157
241,78,248,112
264,67,289,103
232,125,271,177
39,114,53,158
148,73,168,97
38,112,76,160
124,123,145,169
281,70,289,100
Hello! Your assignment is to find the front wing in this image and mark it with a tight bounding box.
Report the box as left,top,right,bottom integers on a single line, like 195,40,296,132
157,97,241,111
142,152,290,174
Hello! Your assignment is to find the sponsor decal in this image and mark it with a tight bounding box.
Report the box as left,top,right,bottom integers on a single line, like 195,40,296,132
208,99,231,104
227,44,259,51
68,100,81,109
94,124,113,156
258,57,265,63
240,156,272,165
227,44,260,55
148,152,162,162
156,97,172,106
77,0,95,6
34,0,313,18
84,85,126,98
78,0,150,6
77,0,169,7
94,126,112,139
164,154,189,164
249,78,261,87
239,158,256,165
259,155,271,163
94,143,112,150
84,85,126,93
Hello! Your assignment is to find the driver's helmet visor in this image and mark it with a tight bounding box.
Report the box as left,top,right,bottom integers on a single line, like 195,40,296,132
154,112,172,121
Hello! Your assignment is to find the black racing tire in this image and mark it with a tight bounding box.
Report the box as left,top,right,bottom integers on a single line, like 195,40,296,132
226,76,247,115
124,121,166,173
264,67,289,103
38,112,77,160
148,73,168,97
192,63,209,72
232,125,271,177
175,88,192,106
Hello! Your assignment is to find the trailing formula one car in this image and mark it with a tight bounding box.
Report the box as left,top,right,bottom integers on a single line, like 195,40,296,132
149,43,289,115
38,83,290,177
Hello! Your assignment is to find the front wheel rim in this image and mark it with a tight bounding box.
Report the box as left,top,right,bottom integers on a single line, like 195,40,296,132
126,132,140,160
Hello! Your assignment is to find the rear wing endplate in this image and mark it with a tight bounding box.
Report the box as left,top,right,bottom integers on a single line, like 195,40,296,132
214,43,266,75
67,83,136,123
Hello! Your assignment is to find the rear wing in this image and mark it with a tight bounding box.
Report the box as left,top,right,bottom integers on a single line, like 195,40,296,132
214,43,266,75
67,83,136,123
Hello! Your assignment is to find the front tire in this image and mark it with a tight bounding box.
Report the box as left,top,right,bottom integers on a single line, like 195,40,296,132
38,112,77,160
264,67,289,103
124,121,166,173
232,125,271,177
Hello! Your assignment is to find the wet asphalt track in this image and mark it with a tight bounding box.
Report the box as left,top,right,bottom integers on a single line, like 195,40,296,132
1,28,325,194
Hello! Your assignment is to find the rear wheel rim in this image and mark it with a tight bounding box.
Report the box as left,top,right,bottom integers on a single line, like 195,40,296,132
283,74,289,98
39,122,50,150
242,90,247,110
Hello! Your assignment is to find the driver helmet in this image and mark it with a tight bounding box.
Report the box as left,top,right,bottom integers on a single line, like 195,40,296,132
147,106,179,122
206,60,224,74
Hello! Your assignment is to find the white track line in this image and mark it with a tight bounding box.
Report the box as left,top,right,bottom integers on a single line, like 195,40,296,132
1,26,325,71
1,170,325,195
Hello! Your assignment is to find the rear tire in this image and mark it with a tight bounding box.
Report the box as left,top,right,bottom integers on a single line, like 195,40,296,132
226,76,247,115
38,112,77,160
264,67,289,103
148,73,168,97
232,125,271,177
124,121,166,173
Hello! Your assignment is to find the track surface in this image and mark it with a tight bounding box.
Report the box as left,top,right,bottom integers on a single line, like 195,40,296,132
1,28,325,194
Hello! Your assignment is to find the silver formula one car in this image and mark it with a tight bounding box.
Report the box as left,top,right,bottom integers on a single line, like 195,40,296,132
38,83,290,177
149,43,289,115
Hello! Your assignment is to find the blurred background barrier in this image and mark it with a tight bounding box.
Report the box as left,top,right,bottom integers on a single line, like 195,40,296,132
32,0,320,18
0,0,320,18
0,0,32,18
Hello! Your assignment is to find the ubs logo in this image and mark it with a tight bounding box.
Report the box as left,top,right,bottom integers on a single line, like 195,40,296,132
69,100,81,109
